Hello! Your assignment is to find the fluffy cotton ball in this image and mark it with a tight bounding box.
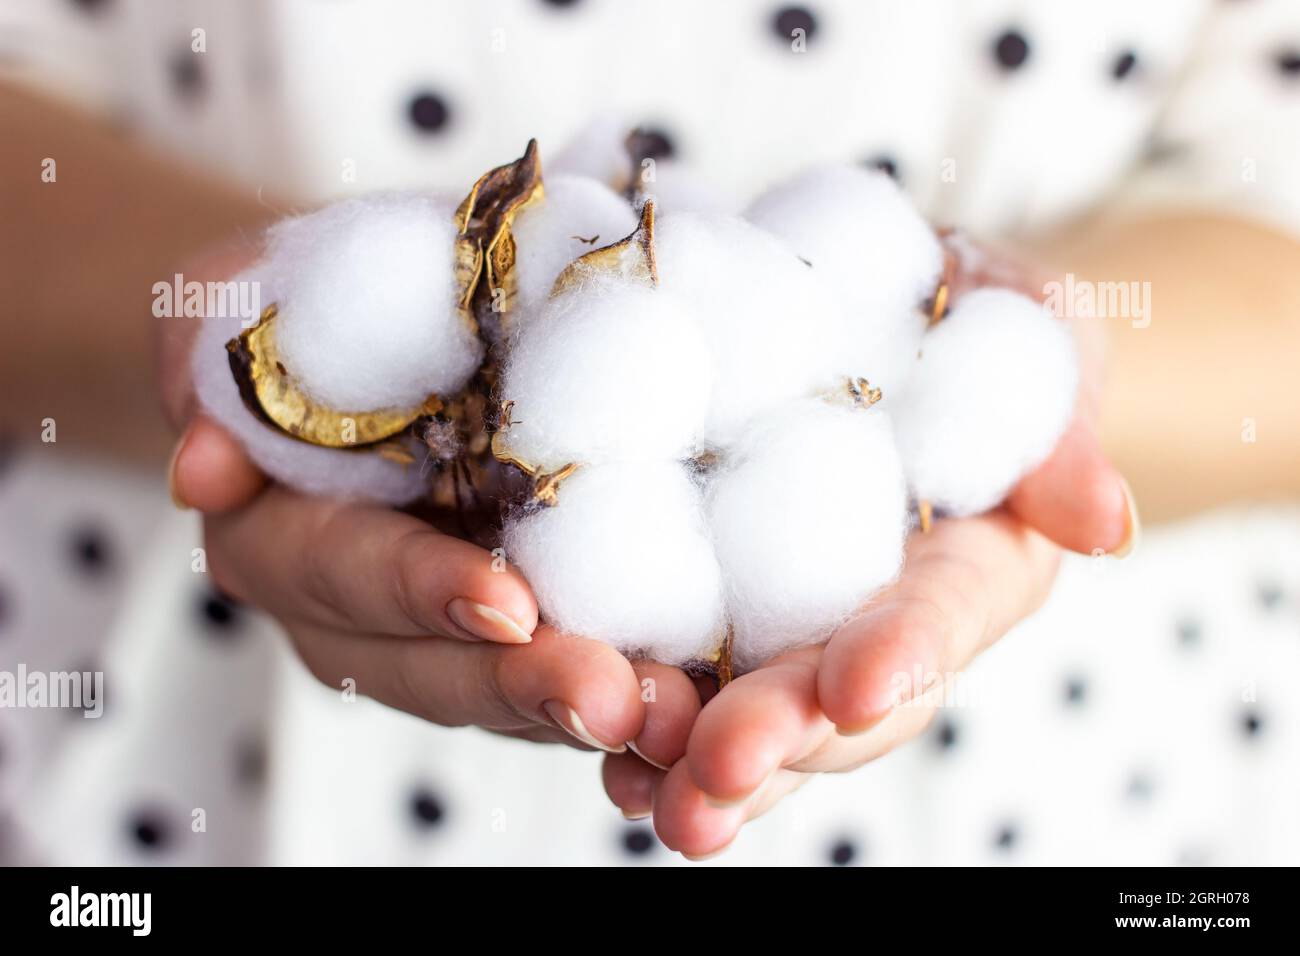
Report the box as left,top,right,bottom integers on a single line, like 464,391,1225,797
511,175,638,316
498,278,713,472
653,212,852,446
708,399,908,673
504,462,726,665
745,166,942,400
192,271,429,504
892,288,1078,517
268,194,483,412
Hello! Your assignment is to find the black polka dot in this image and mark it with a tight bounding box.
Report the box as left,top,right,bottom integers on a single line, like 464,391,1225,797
1063,675,1087,706
622,826,655,856
1256,581,1282,610
993,822,1018,851
866,154,899,180
1144,136,1190,166
65,659,103,720
198,590,242,636
828,838,858,866
407,92,451,133
68,524,112,578
1111,50,1138,82
1176,616,1202,648
628,126,676,161
235,736,268,789
934,716,959,751
1275,49,1300,78
1126,772,1154,801
772,6,817,44
539,0,583,7
992,28,1030,72
127,810,170,851
70,0,112,13
409,788,445,827
1240,708,1264,739
169,49,204,101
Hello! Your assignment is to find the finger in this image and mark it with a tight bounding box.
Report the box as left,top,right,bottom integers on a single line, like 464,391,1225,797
652,761,806,860
1007,417,1138,556
786,697,938,773
818,511,1060,734
169,415,267,513
651,759,750,858
290,620,644,750
683,647,829,805
628,661,701,771
602,750,663,819
206,486,537,644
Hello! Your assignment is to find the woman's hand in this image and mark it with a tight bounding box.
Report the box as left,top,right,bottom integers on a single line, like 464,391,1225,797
601,243,1139,857
201,485,646,750
163,251,647,751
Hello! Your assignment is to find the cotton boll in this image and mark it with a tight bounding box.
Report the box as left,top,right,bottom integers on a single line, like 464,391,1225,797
745,166,941,398
499,278,712,472
504,462,726,665
653,212,852,446
192,272,428,504
893,289,1078,517
268,194,482,412
708,400,908,673
746,165,942,315
510,175,637,317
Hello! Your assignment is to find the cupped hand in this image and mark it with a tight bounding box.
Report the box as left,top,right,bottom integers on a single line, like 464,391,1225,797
602,244,1138,857
162,250,646,751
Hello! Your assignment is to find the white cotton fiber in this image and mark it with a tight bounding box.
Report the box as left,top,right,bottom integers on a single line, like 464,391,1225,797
892,289,1078,517
510,175,638,317
192,272,429,504
498,278,713,472
653,212,852,447
708,400,908,673
745,166,942,400
504,462,726,665
268,194,482,412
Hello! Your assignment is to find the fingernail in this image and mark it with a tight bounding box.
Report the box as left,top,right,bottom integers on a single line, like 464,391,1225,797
1111,477,1141,559
445,598,532,644
167,430,192,511
621,808,651,821
627,740,671,771
542,700,626,753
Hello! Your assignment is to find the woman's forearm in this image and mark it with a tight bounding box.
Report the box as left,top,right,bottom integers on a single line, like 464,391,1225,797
1034,213,1300,522
0,82,273,464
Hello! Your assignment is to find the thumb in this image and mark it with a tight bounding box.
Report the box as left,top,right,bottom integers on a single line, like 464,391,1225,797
169,414,267,513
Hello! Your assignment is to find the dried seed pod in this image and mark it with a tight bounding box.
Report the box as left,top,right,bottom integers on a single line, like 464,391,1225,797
227,304,443,448
493,202,676,507
454,139,545,346
550,199,658,293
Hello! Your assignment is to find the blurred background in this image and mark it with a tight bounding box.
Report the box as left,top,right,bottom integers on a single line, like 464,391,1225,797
1,0,1298,866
